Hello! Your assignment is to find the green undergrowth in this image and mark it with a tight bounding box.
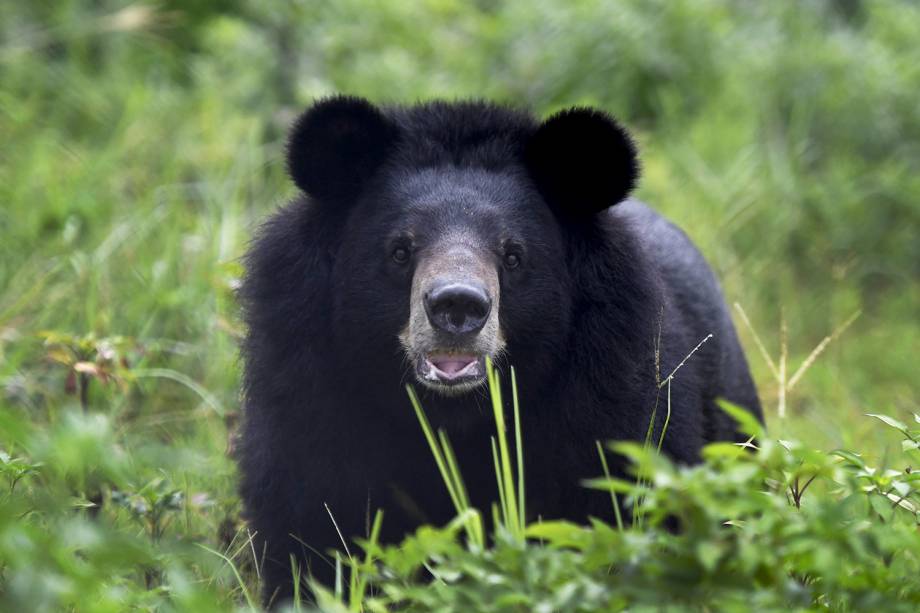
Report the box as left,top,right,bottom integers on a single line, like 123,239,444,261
3,357,919,611
304,362,920,612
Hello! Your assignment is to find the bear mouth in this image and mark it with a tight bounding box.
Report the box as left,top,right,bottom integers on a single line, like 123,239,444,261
415,352,486,391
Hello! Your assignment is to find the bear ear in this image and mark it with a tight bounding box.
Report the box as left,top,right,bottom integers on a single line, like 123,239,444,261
286,96,399,202
524,107,639,219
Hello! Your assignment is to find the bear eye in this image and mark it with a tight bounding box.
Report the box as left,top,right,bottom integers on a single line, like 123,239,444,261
503,252,521,269
392,246,411,264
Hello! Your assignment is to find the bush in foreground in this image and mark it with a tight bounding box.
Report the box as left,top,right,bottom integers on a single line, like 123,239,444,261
309,378,920,613
2,365,919,611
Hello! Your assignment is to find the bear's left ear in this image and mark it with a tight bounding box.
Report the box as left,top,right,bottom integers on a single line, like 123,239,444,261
287,96,400,203
524,107,639,219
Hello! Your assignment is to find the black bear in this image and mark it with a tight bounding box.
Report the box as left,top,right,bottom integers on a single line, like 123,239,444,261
238,96,762,606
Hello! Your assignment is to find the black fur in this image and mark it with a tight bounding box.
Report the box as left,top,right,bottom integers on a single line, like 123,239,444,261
286,95,399,202
525,107,639,219
239,97,762,607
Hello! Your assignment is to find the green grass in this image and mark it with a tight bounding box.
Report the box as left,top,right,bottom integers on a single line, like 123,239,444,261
1,1,918,610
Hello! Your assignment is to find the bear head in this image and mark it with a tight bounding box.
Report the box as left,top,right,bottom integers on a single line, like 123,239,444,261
285,96,639,398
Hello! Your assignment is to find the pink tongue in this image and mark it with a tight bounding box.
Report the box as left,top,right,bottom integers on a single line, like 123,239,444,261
432,357,474,375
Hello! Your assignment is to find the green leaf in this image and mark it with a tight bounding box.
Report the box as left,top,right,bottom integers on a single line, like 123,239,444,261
866,413,909,434
831,449,866,468
495,593,532,607
868,492,892,519
717,399,765,439
582,477,636,493
525,521,590,548
702,442,748,461
696,541,723,572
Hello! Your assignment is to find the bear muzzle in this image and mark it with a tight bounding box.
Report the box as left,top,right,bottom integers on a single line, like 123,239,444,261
402,239,503,395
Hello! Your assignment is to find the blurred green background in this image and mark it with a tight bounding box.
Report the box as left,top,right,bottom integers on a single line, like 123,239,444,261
1,0,918,609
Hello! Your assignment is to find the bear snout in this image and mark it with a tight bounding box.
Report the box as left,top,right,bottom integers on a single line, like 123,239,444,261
423,281,492,337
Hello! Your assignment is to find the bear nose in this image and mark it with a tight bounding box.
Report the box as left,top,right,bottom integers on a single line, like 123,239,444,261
424,282,492,336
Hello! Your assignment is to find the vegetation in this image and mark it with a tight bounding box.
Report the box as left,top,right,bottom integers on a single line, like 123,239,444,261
337,379,920,612
1,1,917,610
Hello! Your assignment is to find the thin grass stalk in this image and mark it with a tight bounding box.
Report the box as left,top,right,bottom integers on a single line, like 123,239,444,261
636,395,661,527
491,503,502,535
293,555,304,611
787,310,860,389
407,384,485,546
779,312,788,419
350,509,383,610
246,529,261,583
406,385,462,513
656,380,673,453
196,543,258,611
334,553,343,603
439,430,483,546
733,302,779,379
486,357,521,537
511,366,526,530
438,430,470,509
595,440,624,531
490,436,508,526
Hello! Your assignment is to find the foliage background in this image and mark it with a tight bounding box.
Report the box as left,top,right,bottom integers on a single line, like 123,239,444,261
0,0,918,610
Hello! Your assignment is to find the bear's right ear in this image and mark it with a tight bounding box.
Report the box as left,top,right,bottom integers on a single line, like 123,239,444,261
287,96,399,202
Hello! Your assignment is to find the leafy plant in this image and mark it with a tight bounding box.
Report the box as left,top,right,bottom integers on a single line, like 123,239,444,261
335,393,920,612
